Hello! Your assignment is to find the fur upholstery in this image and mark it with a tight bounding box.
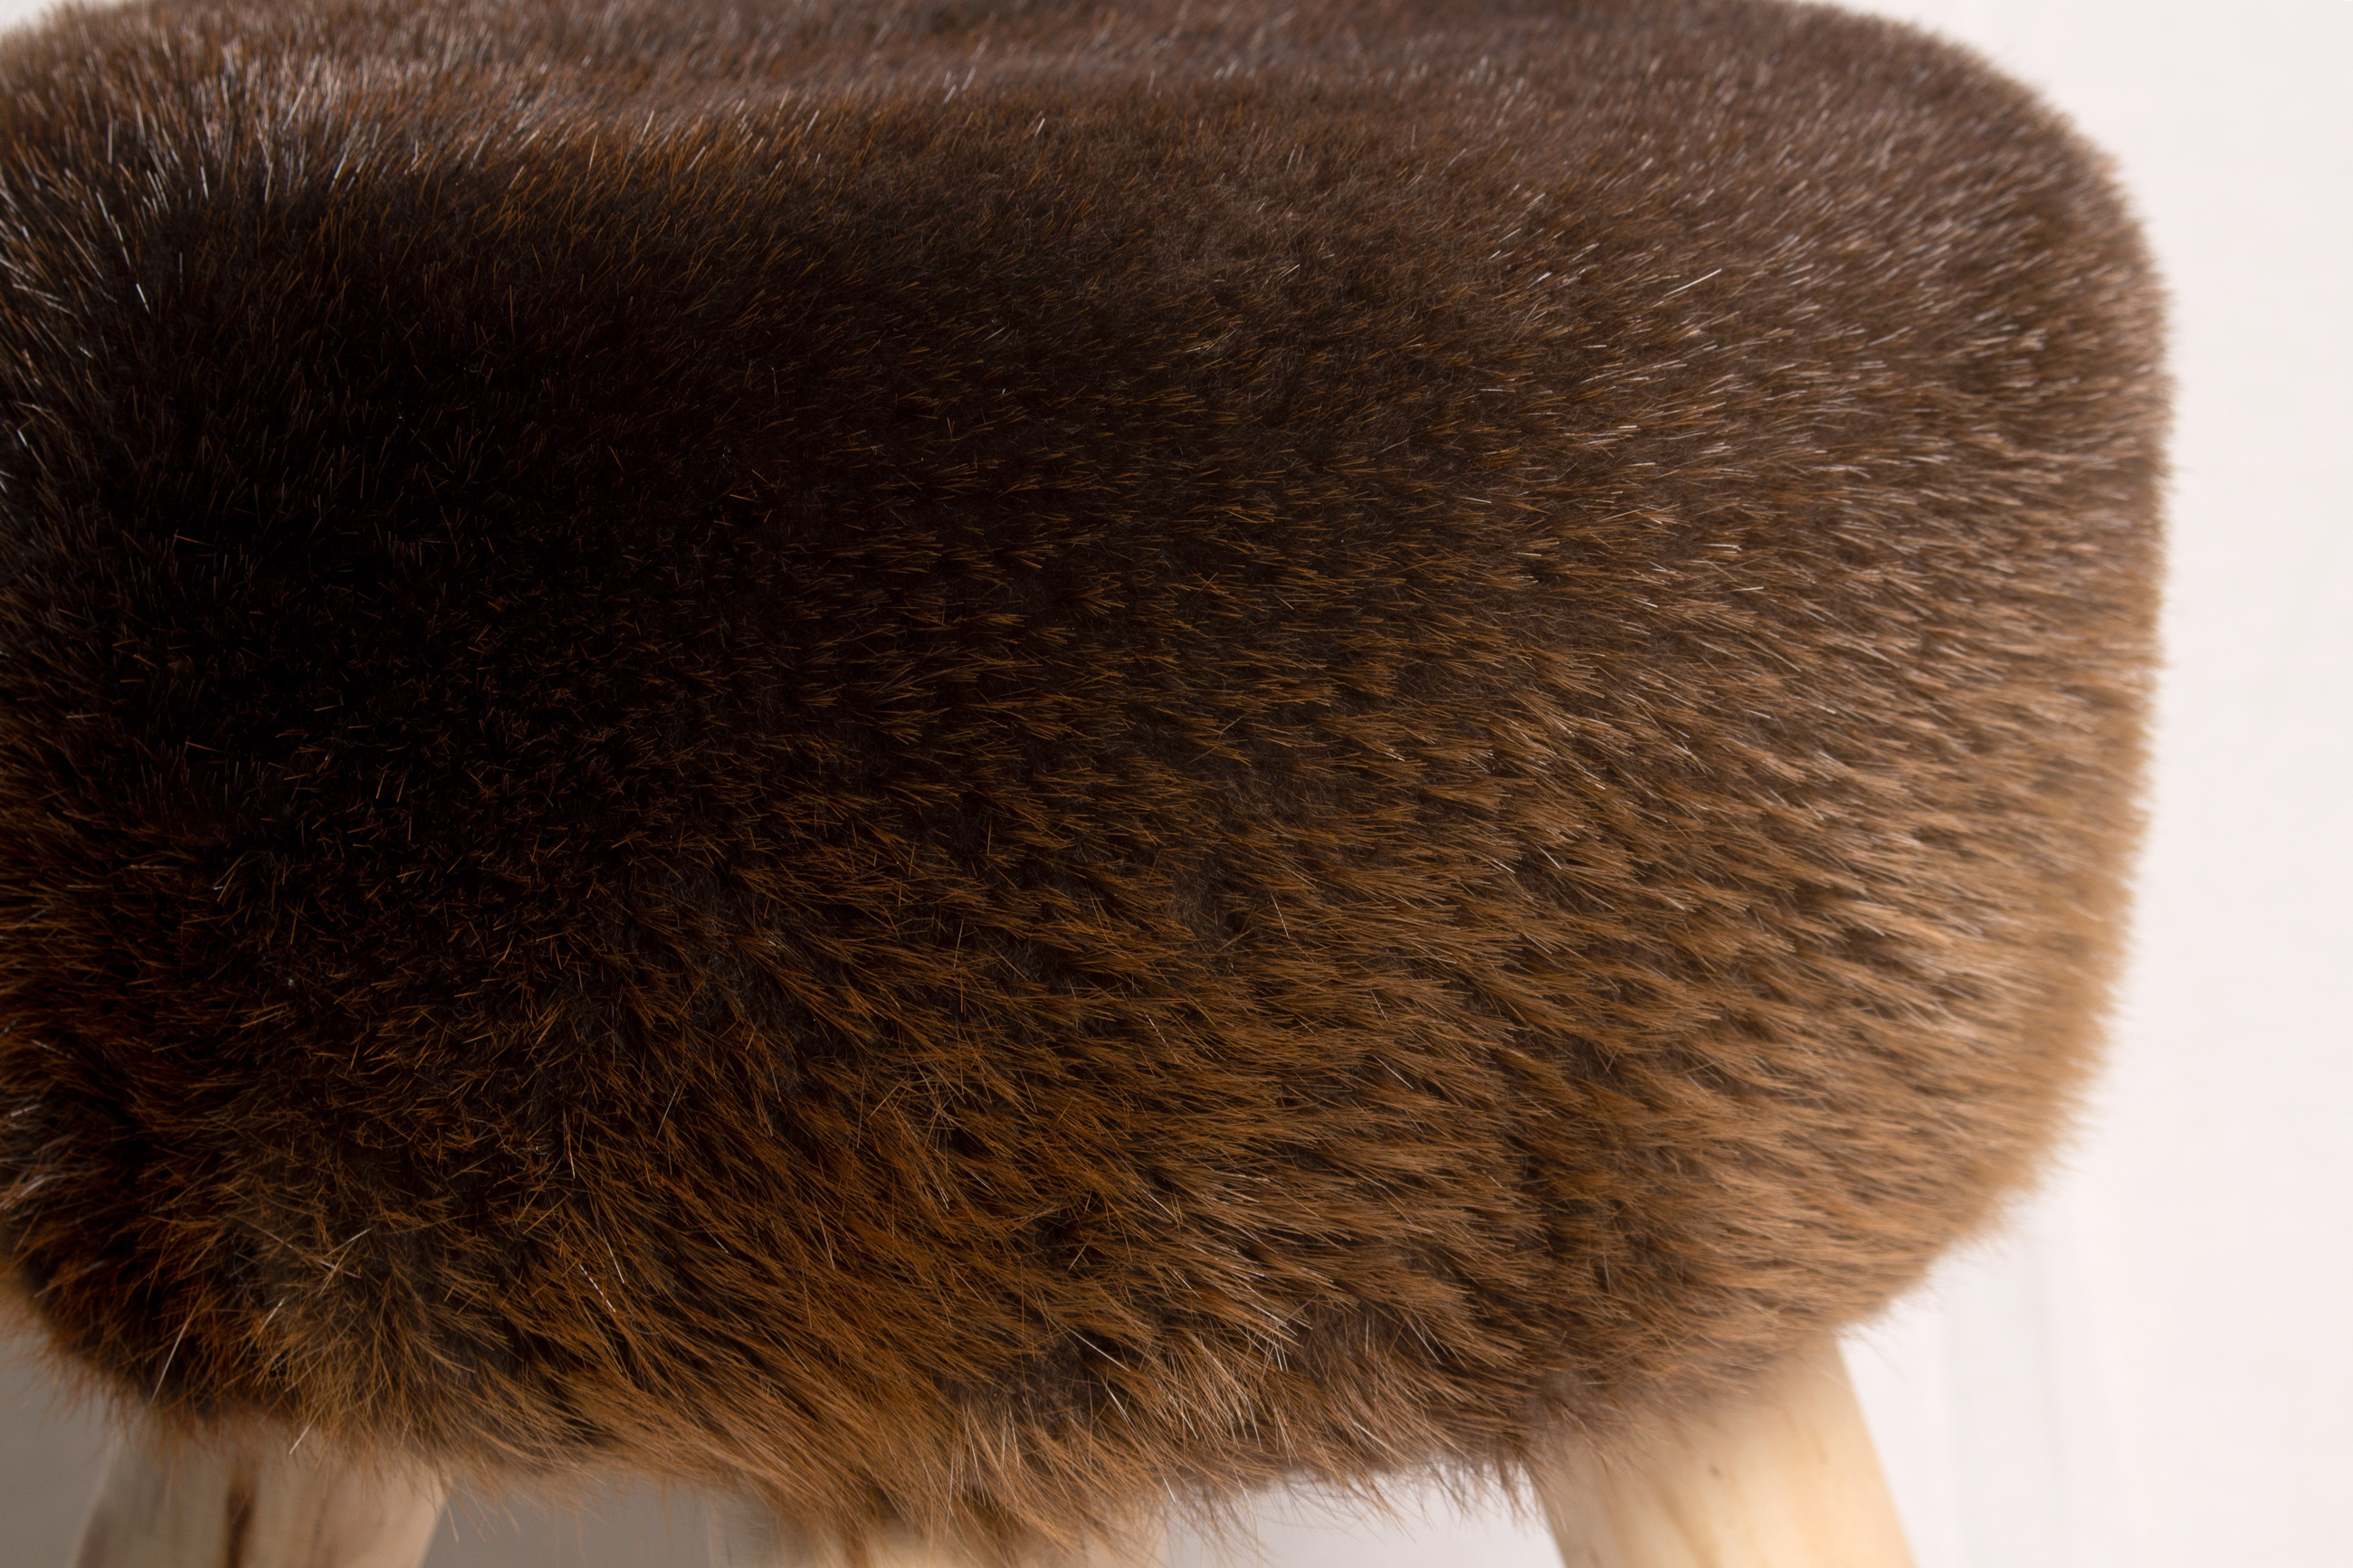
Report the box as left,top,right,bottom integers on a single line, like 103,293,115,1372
0,0,2164,1552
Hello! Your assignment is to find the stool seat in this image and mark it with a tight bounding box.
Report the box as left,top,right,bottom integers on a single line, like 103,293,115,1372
1,1,2164,1561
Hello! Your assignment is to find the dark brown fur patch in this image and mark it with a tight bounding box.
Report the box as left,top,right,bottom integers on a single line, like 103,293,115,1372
0,0,2164,1552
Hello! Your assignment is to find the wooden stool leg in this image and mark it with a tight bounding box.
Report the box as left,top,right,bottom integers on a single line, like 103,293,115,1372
707,1494,1164,1568
1537,1336,1914,1568
69,1427,444,1568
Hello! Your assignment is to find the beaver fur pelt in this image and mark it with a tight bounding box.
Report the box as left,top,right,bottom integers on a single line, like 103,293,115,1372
0,0,2164,1553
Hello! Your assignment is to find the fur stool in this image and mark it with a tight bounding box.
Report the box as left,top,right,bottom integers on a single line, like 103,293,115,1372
0,0,2165,1563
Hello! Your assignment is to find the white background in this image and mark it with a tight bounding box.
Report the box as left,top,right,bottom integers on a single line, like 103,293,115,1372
2,2,2346,1564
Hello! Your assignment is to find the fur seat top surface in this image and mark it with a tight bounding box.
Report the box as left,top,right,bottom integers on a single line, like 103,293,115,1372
0,0,2163,1551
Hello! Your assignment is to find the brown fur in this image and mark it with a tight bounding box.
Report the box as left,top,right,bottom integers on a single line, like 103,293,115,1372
0,0,2164,1554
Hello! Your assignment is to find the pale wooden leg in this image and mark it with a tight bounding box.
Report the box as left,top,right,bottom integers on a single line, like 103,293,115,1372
69,1427,445,1568
1537,1336,1914,1568
708,1493,1164,1568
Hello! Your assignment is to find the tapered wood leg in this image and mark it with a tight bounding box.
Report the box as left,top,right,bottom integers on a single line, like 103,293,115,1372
69,1427,444,1568
1537,1336,1914,1568
708,1494,1164,1568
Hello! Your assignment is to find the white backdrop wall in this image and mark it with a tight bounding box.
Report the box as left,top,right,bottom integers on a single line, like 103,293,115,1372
0,3,2345,1566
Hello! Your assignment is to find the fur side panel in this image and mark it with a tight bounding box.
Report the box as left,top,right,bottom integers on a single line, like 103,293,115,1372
0,0,2164,1549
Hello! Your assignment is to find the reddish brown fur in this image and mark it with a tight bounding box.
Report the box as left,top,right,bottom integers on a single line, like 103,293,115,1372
0,0,2164,1554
